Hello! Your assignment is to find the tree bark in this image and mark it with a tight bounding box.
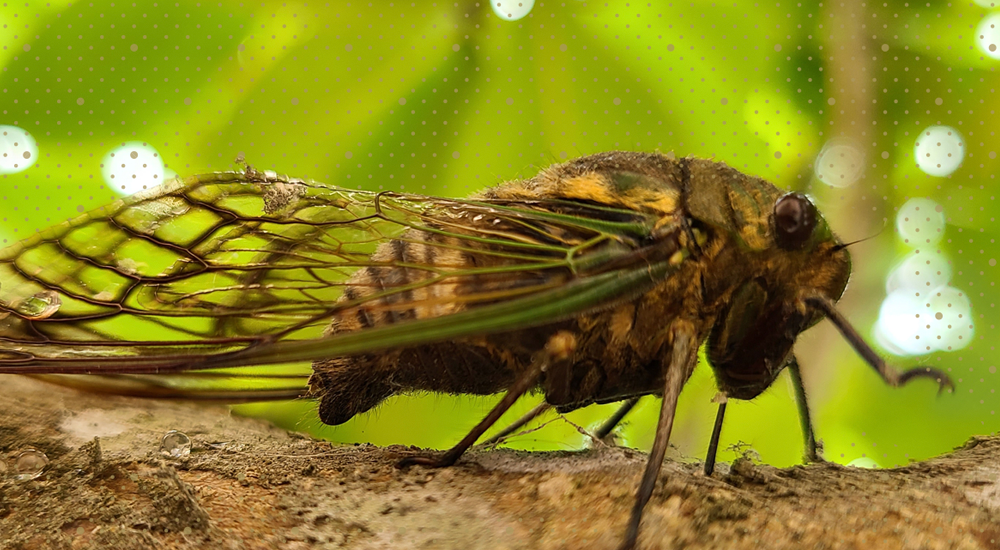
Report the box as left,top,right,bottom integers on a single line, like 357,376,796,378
1,376,997,550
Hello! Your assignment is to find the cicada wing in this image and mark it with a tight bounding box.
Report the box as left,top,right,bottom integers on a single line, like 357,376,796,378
0,168,682,400
24,371,310,402
0,170,407,351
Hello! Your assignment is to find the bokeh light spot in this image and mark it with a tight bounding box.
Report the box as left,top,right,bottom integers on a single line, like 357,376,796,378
914,126,964,177
101,142,166,195
814,139,864,188
0,126,38,175
492,0,535,20
976,14,1000,59
885,251,952,294
896,198,945,246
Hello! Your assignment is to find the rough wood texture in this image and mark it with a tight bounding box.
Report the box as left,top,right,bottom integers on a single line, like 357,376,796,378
1,376,997,550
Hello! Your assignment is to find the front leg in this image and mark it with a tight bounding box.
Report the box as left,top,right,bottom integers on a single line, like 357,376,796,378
620,319,700,550
702,355,821,477
397,331,577,469
787,355,823,463
703,398,728,476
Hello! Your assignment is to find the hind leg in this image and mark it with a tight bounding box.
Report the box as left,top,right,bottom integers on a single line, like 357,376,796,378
593,396,642,441
397,331,577,469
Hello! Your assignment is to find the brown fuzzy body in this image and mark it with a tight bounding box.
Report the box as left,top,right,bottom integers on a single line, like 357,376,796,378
309,152,851,426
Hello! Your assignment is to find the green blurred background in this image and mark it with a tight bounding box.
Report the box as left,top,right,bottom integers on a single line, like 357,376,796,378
0,0,997,469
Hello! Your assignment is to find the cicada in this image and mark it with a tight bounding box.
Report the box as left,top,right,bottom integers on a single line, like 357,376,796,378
0,152,952,550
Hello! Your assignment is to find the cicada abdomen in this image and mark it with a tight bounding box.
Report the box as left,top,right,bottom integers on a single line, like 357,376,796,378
310,227,560,425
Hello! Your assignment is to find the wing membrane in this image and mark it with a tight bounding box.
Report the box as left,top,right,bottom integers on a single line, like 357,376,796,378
0,168,681,396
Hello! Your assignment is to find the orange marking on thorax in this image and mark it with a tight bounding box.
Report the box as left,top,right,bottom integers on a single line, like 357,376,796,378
556,173,616,204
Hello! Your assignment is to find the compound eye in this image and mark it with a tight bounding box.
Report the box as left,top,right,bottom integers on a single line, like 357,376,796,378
773,193,817,250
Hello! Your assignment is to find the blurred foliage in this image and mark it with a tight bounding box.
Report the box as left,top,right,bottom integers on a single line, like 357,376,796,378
0,0,997,469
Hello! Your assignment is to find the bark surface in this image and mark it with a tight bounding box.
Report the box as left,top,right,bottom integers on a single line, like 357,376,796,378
1,376,997,550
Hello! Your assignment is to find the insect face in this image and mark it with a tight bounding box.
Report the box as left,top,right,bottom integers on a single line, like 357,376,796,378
707,192,851,401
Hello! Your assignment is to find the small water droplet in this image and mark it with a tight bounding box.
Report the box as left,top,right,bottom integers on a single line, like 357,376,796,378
160,430,192,458
16,290,62,320
13,449,48,481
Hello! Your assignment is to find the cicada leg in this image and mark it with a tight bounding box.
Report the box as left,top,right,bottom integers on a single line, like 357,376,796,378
787,355,823,464
805,295,954,394
397,331,577,469
703,400,728,476
480,401,552,446
483,394,639,447
620,320,699,550
593,396,642,441
702,355,821,477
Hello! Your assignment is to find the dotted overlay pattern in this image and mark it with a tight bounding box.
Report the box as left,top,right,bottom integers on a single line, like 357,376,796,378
0,1,997,473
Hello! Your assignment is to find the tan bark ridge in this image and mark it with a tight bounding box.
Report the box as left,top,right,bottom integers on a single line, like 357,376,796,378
1,376,998,550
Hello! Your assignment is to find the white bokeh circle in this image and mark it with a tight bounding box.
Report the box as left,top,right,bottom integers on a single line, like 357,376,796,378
875,286,974,356
925,287,975,352
914,126,964,177
884,251,952,295
875,290,927,356
0,125,38,175
100,142,166,195
814,139,865,188
976,13,1000,60
846,457,880,469
895,198,945,246
491,0,535,21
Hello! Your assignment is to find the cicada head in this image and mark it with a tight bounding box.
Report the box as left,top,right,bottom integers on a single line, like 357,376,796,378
707,192,851,400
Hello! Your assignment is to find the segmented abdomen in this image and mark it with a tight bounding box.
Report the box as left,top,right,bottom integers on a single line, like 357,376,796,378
310,227,548,424
327,228,553,334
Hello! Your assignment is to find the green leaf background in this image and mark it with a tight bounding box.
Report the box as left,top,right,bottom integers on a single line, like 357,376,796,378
1,0,997,469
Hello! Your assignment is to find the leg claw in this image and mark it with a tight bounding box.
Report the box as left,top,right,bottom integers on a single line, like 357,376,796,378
898,367,955,394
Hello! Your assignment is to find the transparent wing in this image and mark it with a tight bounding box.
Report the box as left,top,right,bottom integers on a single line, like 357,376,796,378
0,167,681,398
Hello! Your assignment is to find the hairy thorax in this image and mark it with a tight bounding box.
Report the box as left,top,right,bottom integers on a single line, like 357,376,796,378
307,216,729,425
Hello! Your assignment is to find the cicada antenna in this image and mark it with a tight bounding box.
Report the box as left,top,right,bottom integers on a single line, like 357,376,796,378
831,221,888,253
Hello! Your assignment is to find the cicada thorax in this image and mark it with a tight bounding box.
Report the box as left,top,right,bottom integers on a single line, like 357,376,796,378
309,153,701,426
308,221,680,425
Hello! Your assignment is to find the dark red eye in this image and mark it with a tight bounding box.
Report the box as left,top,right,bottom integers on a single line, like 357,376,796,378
773,193,817,250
